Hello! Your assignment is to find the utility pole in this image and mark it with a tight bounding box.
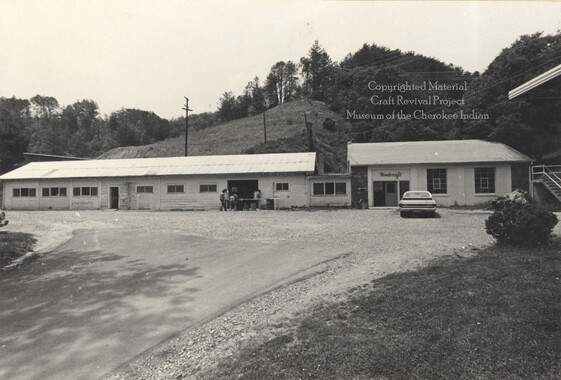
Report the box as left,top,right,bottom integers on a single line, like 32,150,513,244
304,112,314,152
263,112,267,143
182,97,192,156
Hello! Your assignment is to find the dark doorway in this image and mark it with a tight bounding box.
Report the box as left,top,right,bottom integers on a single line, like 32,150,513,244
227,180,258,199
110,187,119,209
373,181,398,207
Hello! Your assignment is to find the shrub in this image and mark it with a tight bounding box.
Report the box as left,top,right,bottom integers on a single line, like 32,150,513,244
485,203,558,246
322,118,337,132
490,189,528,210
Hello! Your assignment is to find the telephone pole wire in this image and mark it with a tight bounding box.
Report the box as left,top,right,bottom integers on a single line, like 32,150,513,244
182,97,192,156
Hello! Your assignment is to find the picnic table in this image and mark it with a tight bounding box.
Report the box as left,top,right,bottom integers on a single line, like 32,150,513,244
238,198,262,210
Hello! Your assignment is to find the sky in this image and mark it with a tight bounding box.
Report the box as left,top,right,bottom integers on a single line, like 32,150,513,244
1,0,560,119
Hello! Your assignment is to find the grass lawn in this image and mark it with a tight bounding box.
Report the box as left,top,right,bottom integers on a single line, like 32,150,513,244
205,240,561,379
0,231,36,269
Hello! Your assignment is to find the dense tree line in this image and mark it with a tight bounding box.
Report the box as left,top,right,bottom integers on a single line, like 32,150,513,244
0,96,185,173
3,33,559,174
221,33,560,160
217,41,333,122
456,32,561,160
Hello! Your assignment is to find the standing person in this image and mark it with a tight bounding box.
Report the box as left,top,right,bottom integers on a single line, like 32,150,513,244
253,189,261,210
219,189,229,211
229,192,238,211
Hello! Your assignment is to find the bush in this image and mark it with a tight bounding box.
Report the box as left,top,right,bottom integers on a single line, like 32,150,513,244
485,203,558,246
322,118,337,132
490,189,528,210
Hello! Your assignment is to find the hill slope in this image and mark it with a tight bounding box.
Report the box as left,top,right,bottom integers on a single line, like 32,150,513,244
98,100,350,172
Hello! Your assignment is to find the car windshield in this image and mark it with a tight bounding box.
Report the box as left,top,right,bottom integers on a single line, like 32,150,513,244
403,192,431,199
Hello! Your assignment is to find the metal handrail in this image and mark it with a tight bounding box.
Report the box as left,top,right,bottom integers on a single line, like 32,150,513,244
532,165,561,180
542,171,561,190
545,166,561,186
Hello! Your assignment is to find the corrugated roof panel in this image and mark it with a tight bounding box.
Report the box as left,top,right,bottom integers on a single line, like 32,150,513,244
0,152,317,180
348,140,532,166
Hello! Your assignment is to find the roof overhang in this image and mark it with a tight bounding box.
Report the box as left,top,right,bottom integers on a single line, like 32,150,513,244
509,64,561,100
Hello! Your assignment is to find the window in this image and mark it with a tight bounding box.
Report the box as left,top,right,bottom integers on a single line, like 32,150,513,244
137,186,154,193
313,183,324,195
42,187,67,197
475,167,495,194
276,183,289,191
13,188,36,197
335,183,347,195
199,184,217,193
167,185,184,193
427,168,447,194
313,182,347,196
73,187,98,196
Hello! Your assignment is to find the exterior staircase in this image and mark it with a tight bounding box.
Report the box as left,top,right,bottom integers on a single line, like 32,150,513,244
531,165,561,203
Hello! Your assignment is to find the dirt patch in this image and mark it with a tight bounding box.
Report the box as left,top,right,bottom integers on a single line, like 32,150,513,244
0,231,36,269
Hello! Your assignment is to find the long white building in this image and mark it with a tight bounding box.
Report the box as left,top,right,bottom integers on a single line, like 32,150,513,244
0,152,351,210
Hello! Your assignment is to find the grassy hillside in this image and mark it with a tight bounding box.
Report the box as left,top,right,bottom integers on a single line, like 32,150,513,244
98,100,350,172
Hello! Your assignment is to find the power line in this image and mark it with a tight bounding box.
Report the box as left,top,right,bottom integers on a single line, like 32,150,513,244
182,97,192,156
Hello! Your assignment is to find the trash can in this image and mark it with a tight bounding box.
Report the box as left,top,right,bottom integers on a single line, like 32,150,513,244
250,201,257,211
266,199,275,210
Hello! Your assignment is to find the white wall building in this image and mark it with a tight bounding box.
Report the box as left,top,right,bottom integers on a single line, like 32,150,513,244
0,152,351,211
348,140,532,208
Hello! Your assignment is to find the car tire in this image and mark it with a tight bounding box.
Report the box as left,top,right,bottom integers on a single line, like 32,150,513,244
400,211,408,218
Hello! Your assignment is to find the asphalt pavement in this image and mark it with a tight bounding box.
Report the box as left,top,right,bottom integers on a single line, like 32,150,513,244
0,228,346,380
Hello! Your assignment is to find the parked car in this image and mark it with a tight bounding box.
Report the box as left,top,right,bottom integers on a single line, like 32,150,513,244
399,191,437,217
0,210,8,227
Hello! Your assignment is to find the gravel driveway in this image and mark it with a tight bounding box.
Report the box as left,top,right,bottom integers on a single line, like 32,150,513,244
3,208,550,379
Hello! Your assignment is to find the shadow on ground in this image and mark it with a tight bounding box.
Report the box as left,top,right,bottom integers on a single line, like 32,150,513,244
0,231,201,380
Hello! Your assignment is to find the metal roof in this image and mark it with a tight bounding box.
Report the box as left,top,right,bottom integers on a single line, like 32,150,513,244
0,152,317,180
509,64,561,100
348,140,532,166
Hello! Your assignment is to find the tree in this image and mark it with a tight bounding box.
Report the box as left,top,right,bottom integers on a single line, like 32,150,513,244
265,61,299,106
108,108,172,147
62,100,101,156
458,32,561,159
0,97,31,173
28,95,62,155
300,41,334,100
248,76,267,114
217,92,238,122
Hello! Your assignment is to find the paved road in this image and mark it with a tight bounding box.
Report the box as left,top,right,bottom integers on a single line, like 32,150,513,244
0,228,346,380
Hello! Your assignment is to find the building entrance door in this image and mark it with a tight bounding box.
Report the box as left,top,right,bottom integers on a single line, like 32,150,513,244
110,187,119,209
373,181,398,207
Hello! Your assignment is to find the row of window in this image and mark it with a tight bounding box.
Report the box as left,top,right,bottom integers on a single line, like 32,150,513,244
427,167,495,194
12,182,339,198
312,182,347,196
13,187,99,197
